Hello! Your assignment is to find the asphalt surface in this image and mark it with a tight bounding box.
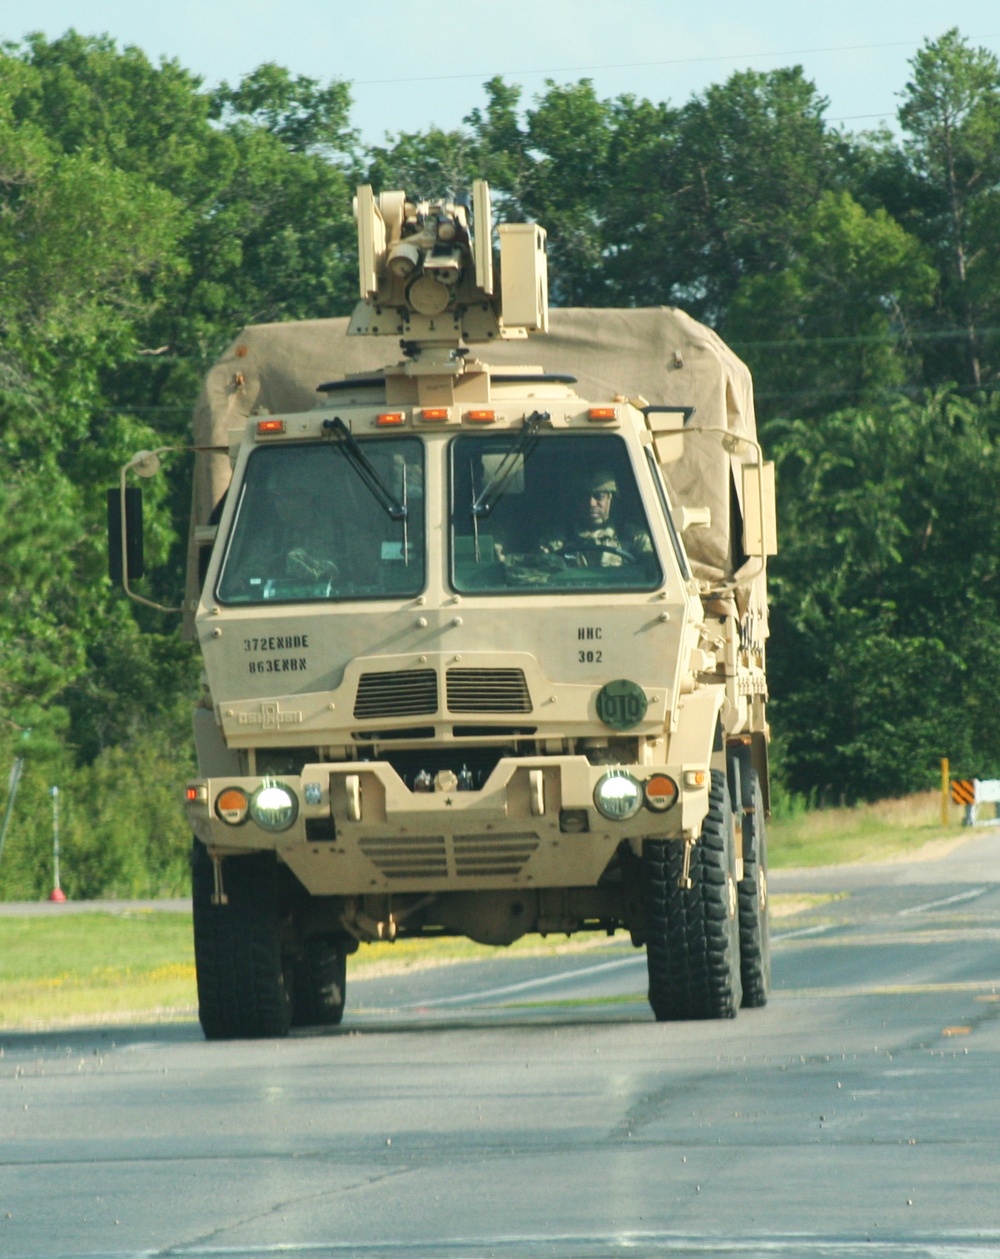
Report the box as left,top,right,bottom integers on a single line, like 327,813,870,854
2,833,1000,1259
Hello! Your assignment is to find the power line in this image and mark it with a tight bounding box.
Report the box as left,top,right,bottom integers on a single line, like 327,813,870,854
827,111,895,123
730,327,1000,350
350,34,1000,89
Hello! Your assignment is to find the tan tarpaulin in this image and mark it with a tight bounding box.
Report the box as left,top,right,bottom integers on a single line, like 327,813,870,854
187,307,763,627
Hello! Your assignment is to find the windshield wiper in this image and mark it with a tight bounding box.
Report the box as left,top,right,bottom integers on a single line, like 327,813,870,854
471,410,548,519
322,417,407,520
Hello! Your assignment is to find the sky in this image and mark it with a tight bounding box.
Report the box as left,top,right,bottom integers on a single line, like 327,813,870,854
3,1,1000,144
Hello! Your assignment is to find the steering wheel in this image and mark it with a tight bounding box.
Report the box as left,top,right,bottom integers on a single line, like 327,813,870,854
562,542,636,566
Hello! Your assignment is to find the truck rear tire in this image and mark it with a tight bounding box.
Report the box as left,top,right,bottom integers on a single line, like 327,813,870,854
643,769,742,1020
738,771,771,1008
291,936,347,1027
191,841,293,1040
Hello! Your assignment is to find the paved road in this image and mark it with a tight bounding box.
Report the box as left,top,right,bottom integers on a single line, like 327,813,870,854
3,835,1000,1259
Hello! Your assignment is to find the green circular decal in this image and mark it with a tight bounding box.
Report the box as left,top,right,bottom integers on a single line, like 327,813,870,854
596,679,649,730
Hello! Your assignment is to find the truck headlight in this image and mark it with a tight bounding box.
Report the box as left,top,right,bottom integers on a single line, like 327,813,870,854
250,782,298,832
593,771,643,821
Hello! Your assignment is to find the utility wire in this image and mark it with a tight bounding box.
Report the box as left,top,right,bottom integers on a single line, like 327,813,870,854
351,34,1000,88
730,327,1000,350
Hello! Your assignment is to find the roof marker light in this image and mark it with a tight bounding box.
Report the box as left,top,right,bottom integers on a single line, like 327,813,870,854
376,411,406,427
420,408,450,422
588,407,618,422
255,419,286,435
465,409,496,423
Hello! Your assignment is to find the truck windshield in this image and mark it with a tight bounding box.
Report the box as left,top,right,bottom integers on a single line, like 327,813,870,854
216,439,425,604
450,433,663,593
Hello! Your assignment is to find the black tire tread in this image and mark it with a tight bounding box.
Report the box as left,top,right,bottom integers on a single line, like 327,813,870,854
643,769,742,1021
738,773,771,1008
192,841,292,1040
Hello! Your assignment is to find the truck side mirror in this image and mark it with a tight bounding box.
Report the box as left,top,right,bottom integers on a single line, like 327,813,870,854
741,462,778,557
107,486,145,583
644,407,693,464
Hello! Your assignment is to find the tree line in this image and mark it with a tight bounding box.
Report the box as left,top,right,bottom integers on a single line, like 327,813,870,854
0,28,998,896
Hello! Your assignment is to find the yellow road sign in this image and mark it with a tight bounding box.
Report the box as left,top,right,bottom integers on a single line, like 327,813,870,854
950,779,975,805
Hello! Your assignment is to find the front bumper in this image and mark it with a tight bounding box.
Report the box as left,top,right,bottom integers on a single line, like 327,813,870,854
185,755,709,896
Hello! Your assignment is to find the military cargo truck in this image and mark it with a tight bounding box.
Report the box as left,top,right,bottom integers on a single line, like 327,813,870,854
111,183,776,1037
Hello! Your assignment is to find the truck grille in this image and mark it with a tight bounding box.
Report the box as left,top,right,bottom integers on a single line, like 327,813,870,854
358,833,539,881
446,668,531,713
358,836,447,880
454,833,539,878
354,669,438,719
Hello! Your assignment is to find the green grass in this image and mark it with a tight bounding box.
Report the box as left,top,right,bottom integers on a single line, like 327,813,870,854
0,912,195,1028
768,789,967,868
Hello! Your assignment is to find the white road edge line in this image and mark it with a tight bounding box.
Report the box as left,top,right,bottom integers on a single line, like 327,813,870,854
772,924,836,942
897,886,990,916
87,1231,1000,1256
405,953,646,1008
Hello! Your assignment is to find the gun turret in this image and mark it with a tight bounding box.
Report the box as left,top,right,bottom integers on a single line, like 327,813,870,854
349,182,548,350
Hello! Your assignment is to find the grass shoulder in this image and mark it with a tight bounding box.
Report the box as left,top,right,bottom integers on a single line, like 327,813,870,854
768,789,971,868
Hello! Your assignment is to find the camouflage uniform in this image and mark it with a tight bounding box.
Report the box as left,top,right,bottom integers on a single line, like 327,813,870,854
544,470,652,567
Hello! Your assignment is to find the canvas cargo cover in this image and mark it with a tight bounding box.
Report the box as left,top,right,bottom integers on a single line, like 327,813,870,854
188,307,763,619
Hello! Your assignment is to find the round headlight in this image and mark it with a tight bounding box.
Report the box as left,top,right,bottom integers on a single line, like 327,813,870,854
593,771,643,821
250,781,298,832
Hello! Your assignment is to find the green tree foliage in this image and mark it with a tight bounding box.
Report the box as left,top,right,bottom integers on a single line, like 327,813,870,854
2,28,1000,897
897,29,1000,389
0,33,358,897
726,191,937,413
767,390,1000,799
0,725,193,900
610,68,846,320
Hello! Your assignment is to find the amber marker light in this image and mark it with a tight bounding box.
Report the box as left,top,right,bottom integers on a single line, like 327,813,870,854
465,409,496,423
376,411,406,427
255,419,286,435
683,769,708,789
587,407,618,422
216,787,250,825
420,408,450,422
645,774,679,812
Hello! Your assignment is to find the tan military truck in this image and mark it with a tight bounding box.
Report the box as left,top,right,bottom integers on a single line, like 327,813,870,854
112,183,776,1037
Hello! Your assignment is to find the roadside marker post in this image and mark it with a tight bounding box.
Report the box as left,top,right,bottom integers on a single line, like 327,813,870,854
48,785,66,903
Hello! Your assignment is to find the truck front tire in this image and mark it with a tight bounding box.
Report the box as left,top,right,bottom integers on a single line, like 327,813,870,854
191,841,293,1039
643,769,743,1021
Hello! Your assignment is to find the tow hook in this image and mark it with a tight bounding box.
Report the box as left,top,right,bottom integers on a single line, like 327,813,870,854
211,853,228,906
678,838,694,890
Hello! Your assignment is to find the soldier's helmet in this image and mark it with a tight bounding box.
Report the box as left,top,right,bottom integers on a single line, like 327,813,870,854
587,469,617,495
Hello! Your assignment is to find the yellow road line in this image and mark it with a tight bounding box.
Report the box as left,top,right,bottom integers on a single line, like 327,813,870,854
776,928,1000,948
